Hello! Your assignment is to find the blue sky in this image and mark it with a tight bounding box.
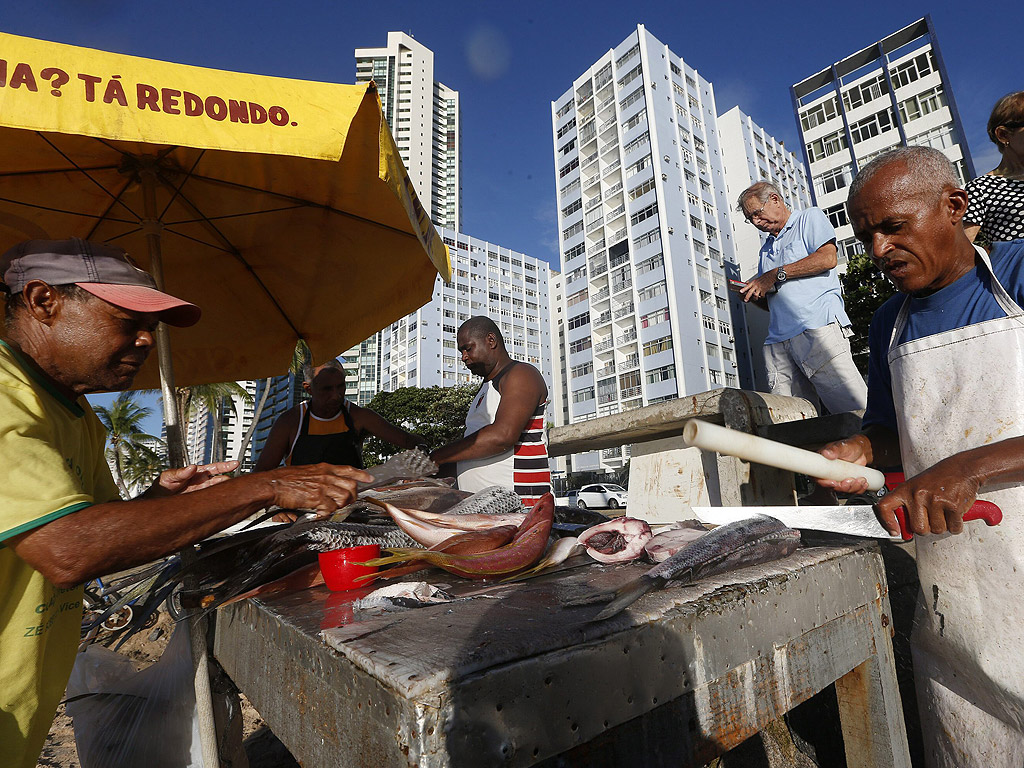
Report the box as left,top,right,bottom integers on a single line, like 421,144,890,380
2,0,1018,428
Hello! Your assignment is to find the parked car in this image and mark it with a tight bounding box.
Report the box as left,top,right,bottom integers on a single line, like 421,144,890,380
567,483,628,510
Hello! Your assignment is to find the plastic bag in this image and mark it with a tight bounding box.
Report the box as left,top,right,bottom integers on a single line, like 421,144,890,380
66,626,203,767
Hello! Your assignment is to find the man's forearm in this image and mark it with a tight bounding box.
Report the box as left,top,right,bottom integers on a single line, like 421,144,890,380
431,427,514,466
782,243,838,279
12,473,278,588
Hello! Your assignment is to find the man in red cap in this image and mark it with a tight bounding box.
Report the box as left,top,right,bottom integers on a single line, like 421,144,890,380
0,238,372,768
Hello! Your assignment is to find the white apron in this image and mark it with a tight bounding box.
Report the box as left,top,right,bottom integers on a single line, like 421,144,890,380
888,247,1024,766
456,379,514,492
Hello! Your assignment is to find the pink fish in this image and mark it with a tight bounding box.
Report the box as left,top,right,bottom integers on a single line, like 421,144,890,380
579,517,653,563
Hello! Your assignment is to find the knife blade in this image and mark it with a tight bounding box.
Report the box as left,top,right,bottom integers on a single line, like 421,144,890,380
692,499,1002,541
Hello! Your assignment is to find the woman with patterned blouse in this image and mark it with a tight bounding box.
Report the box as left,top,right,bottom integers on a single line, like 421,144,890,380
965,91,1024,248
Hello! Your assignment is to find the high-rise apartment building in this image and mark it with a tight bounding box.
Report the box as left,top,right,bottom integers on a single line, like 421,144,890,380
718,107,813,390
791,16,974,265
352,32,462,404
355,31,461,231
379,228,552,396
551,25,755,473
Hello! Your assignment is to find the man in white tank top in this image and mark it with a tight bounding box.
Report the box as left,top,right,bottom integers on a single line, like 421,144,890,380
430,317,551,507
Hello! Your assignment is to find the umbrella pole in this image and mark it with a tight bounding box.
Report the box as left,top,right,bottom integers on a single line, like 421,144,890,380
141,167,222,768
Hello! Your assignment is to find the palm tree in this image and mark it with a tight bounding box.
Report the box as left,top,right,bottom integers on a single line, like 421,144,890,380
177,382,254,463
120,439,168,492
235,340,311,470
94,391,161,497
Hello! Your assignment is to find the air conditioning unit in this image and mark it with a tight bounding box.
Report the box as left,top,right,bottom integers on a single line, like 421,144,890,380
667,226,674,234
661,173,668,180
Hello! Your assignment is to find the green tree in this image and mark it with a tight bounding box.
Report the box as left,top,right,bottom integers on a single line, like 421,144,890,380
841,251,897,374
95,391,161,497
177,382,254,463
120,438,168,492
362,384,479,467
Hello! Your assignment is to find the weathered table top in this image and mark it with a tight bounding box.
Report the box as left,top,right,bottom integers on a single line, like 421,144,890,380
213,541,908,768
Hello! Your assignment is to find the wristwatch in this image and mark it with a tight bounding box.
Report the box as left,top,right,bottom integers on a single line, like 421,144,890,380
775,267,788,284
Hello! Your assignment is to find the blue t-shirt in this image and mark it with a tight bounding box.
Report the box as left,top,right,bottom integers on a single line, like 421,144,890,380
759,208,850,343
863,240,1024,433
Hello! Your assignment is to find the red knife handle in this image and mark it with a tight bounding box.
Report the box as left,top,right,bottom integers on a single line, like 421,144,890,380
893,499,1002,540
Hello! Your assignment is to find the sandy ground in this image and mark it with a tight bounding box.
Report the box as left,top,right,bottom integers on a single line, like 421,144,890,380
36,610,299,768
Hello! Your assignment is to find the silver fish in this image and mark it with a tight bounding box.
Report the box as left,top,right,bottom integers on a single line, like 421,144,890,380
444,485,525,516
589,515,801,621
266,521,418,551
357,448,439,492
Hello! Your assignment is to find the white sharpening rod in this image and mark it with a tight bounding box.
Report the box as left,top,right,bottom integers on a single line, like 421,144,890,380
682,420,886,492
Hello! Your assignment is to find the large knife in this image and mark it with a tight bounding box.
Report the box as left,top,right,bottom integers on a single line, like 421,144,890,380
692,500,1002,540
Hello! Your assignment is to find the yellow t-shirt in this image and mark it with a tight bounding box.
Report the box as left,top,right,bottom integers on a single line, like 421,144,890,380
0,340,120,768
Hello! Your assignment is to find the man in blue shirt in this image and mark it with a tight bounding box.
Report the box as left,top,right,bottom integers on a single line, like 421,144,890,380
817,146,1024,767
737,182,867,414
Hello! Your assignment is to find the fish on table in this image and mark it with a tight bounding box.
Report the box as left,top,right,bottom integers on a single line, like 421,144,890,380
580,515,801,621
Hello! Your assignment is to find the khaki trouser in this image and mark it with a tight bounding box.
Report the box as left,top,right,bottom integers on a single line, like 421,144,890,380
764,322,867,414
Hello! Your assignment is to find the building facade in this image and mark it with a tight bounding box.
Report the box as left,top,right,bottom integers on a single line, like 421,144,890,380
355,31,461,231
551,24,755,474
718,106,813,390
379,228,552,397
791,16,974,265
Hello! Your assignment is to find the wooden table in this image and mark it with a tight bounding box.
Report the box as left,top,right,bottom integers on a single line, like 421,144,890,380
213,541,910,767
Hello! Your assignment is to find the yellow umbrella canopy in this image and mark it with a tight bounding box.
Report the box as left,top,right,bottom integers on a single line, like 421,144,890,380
0,32,451,389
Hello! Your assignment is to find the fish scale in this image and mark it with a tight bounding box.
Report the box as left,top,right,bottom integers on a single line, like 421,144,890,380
275,521,418,551
443,485,525,516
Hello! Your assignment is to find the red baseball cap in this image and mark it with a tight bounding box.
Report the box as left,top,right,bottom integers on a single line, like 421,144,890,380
0,238,200,327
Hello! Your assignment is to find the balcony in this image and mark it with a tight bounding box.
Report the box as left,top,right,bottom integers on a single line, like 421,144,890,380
619,354,640,370
584,195,603,212
609,251,630,269
585,217,604,234
590,260,608,277
613,302,634,319
586,239,606,256
621,385,643,399
581,152,599,170
594,311,612,326
598,391,618,405
602,159,621,175
596,364,616,377
591,286,610,302
611,278,633,294
595,338,615,353
605,181,623,196
583,174,602,191
608,227,627,244
620,328,638,343
606,203,625,220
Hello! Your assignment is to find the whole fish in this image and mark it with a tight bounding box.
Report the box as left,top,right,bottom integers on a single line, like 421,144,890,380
501,537,583,582
444,485,527,516
643,522,709,563
589,515,801,621
395,506,528,531
357,448,439,492
363,493,555,579
578,518,653,563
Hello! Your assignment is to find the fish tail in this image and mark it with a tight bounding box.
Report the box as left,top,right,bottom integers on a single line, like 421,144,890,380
591,576,662,622
360,547,431,567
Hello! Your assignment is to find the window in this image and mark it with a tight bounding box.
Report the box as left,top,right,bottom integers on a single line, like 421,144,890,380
909,124,956,151
617,64,642,89
702,314,715,330
814,165,853,197
824,203,848,229
619,87,644,111
565,243,585,260
719,320,731,335
560,178,580,198
616,43,640,69
623,109,646,131
696,264,710,280
559,138,577,156
691,116,703,132
640,307,670,327
694,136,706,154
556,117,576,139
688,192,699,207
572,387,594,403
890,50,937,90
842,74,886,111
807,130,848,163
899,85,946,124
568,311,590,330
569,337,592,354
709,369,722,384
700,289,712,304
642,336,673,356
571,361,593,378
626,154,652,178
637,280,666,302
670,62,681,76
800,98,839,131
636,253,664,274
629,177,657,199
567,288,588,308
562,221,583,239
556,101,574,119
630,202,658,226
622,131,650,155
849,109,895,144
633,228,661,248
559,158,579,178
562,199,582,217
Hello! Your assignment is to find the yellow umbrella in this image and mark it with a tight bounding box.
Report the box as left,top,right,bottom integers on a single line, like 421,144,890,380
0,33,452,767
0,31,451,391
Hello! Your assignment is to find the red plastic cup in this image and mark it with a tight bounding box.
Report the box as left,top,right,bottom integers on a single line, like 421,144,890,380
318,544,380,591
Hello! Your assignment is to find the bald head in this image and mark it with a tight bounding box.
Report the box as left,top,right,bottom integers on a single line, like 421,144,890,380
848,146,959,209
458,316,505,347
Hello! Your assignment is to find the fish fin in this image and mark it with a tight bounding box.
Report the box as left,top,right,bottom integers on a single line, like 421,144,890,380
359,548,428,568
590,576,662,622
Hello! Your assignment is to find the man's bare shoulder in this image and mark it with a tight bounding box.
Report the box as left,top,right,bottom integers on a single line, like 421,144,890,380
503,361,547,395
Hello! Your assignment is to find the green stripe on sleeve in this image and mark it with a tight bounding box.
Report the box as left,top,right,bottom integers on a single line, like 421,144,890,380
0,502,93,547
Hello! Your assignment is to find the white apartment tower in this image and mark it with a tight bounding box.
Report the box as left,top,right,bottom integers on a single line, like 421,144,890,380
355,32,461,231
551,25,755,474
719,107,813,390
791,16,974,265
380,228,552,398
352,32,462,404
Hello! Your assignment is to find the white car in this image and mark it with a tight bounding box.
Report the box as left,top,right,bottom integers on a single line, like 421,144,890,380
568,483,628,510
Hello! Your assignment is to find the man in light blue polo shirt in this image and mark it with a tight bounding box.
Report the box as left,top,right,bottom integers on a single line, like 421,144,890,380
737,181,866,414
